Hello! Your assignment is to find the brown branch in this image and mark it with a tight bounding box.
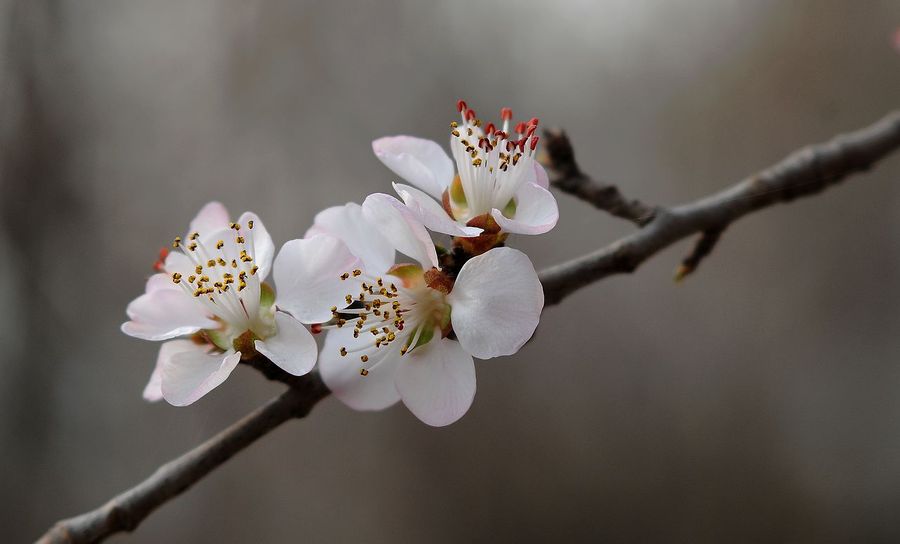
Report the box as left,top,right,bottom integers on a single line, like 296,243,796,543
674,227,724,281
36,110,900,543
541,110,900,305
36,372,329,544
542,128,657,225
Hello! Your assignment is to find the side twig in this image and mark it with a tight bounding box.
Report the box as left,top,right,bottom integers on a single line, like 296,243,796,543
37,110,900,544
542,128,657,226
37,373,329,544
540,110,900,305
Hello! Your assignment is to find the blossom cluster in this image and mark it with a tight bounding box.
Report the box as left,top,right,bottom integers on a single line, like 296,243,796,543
123,101,558,426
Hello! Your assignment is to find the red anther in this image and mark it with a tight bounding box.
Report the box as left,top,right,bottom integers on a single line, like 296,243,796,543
457,99,468,113
530,136,539,151
526,125,537,138
527,117,539,127
514,122,526,134
500,107,513,121
518,138,526,152
153,247,170,272
311,323,323,334
485,122,495,135
495,130,507,140
465,109,476,121
506,140,515,152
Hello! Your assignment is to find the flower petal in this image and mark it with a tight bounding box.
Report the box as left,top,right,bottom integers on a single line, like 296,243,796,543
373,136,455,199
304,203,395,272
121,286,216,341
362,193,438,269
254,312,318,376
447,247,544,359
187,201,230,240
160,347,242,406
318,325,402,411
238,212,275,280
144,339,201,402
273,235,361,324
491,182,559,235
531,160,549,189
396,336,476,427
392,182,482,238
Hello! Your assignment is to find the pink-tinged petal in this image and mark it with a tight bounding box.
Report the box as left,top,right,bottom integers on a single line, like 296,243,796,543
144,339,200,402
163,250,194,275
273,235,362,324
254,312,317,376
362,193,438,269
145,273,178,293
396,336,476,427
491,182,559,235
160,347,242,406
304,203,395,272
319,325,401,411
447,247,544,359
187,201,230,239
392,182,482,238
532,160,550,189
373,136,455,199
121,289,216,341
237,212,274,281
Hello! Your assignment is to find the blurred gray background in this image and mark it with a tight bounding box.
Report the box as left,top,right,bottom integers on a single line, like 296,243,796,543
3,0,900,542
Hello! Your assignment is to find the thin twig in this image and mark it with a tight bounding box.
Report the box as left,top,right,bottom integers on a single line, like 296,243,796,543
541,110,900,305
674,227,724,282
37,110,900,543
36,373,329,544
542,128,657,225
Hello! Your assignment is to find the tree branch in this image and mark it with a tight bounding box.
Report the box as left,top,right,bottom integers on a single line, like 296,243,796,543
541,110,900,305
542,128,657,225
36,110,900,543
36,373,329,544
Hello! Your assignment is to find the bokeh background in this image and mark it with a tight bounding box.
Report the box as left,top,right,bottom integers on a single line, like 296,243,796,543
3,1,900,542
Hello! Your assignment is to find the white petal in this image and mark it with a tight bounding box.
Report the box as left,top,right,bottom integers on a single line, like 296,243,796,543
163,250,193,275
362,193,438,269
187,201,230,239
254,312,317,376
238,212,275,280
121,288,216,341
530,160,550,189
318,325,402,411
372,136,455,199
161,347,242,406
273,235,361,323
144,339,200,402
491,182,559,235
304,203,395,272
392,182,482,238
396,336,476,427
447,247,544,359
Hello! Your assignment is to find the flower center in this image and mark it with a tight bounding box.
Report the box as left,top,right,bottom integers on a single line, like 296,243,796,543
168,220,274,348
447,100,540,221
330,267,450,375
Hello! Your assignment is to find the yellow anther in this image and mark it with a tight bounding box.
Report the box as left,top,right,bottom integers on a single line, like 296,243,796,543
172,237,182,248
247,220,254,229
216,240,224,249
188,243,198,251
352,269,362,277
451,130,460,137
330,306,338,312
236,236,245,244
472,158,482,167
250,266,259,275
345,295,353,304
387,332,396,342
340,272,350,280
190,232,200,240
231,260,238,268
188,275,196,283
238,280,247,291
360,368,369,376
450,121,458,128
339,347,347,357
217,258,227,266
207,259,216,267
360,355,369,363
